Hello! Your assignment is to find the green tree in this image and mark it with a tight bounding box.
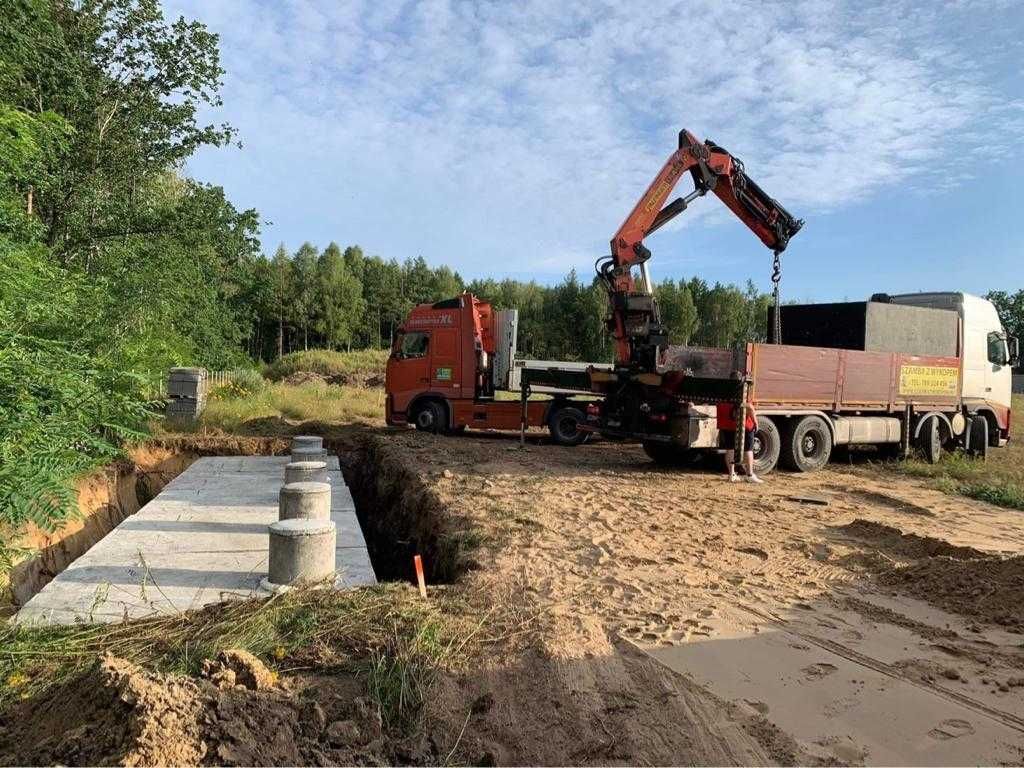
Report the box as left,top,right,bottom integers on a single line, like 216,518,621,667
317,242,364,350
270,245,294,357
987,290,1024,349
655,279,698,345
291,243,319,349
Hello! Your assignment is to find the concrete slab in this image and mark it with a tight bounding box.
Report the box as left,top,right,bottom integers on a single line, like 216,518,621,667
15,456,376,625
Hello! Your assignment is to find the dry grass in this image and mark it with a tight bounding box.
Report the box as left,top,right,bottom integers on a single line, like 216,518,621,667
0,585,473,728
263,349,389,382
887,395,1024,510
168,382,385,434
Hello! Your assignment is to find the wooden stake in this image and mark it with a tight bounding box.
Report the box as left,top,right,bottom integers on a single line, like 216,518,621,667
414,554,427,598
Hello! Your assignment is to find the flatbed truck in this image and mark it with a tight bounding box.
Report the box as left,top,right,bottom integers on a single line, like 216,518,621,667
592,292,1017,473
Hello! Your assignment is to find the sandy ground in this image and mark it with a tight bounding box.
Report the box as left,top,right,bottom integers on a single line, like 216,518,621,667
394,431,1024,766
5,426,1024,766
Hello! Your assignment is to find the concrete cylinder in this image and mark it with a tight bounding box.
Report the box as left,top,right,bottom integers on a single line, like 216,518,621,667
285,460,329,485
291,447,328,464
279,481,331,521
291,435,323,452
266,519,336,586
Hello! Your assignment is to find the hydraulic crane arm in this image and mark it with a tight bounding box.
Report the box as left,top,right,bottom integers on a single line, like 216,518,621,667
598,129,803,369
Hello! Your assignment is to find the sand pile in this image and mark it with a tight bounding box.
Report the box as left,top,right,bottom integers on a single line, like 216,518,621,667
836,519,992,561
879,555,1024,632
0,652,390,767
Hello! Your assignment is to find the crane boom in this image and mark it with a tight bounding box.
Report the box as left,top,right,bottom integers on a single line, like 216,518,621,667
598,129,803,370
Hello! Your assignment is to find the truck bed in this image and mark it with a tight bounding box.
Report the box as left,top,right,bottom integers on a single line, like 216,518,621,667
662,343,961,411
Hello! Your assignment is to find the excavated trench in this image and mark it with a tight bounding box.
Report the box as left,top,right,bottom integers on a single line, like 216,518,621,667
335,435,473,586
8,432,469,610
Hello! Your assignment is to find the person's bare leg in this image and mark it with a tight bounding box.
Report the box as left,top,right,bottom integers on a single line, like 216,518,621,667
745,450,763,483
724,449,737,480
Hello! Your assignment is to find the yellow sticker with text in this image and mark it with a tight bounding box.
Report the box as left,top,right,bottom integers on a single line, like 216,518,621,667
898,365,958,396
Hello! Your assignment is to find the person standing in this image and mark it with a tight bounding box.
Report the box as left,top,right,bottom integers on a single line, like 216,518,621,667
717,400,763,483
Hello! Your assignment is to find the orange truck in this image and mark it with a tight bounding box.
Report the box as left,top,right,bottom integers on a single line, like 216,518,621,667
384,294,610,444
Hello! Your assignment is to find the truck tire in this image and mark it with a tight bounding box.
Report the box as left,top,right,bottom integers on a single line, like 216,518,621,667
780,415,833,473
412,400,446,434
917,416,942,464
642,440,695,467
548,405,589,446
752,416,781,475
967,415,988,461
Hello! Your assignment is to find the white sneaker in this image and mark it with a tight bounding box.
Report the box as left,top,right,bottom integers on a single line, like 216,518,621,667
745,474,764,484
728,474,739,482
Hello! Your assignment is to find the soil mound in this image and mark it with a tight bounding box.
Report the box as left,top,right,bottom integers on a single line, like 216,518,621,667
0,655,205,766
879,555,1024,632
0,653,390,767
835,519,991,561
282,371,383,388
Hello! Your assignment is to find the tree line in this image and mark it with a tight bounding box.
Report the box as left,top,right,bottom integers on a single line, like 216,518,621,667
249,243,777,363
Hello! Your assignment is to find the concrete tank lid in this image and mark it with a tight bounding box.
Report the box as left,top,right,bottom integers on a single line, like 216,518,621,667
169,367,205,376
292,434,322,442
280,481,331,494
285,460,328,470
270,518,336,536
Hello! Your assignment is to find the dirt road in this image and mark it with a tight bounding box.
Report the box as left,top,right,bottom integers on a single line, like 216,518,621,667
390,431,1024,765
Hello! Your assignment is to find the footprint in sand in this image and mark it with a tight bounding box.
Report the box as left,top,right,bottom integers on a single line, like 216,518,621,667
928,718,975,740
802,662,839,679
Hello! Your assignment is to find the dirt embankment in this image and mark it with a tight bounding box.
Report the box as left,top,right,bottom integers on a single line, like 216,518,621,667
3,436,290,612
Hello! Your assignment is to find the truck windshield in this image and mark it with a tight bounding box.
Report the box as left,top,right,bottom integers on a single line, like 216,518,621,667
396,332,429,359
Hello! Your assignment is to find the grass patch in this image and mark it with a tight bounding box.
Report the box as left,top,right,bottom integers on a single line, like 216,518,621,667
0,586,472,729
887,395,1024,510
164,382,385,434
263,349,389,382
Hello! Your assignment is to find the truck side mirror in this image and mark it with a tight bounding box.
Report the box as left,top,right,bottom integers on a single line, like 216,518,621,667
1009,336,1020,366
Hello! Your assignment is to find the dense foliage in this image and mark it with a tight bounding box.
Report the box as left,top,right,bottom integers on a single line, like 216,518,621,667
0,0,258,533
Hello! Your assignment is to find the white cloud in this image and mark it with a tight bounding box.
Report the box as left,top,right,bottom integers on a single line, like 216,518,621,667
166,0,1023,277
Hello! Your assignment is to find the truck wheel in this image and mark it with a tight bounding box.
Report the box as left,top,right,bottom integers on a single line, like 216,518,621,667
752,416,781,475
548,405,588,446
967,415,988,461
642,440,695,467
413,400,446,434
917,416,943,464
781,415,833,472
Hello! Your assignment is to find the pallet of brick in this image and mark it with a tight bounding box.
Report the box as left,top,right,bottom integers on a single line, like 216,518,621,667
166,367,208,420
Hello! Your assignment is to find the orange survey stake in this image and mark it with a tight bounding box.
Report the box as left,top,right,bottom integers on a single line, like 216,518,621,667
414,554,427,598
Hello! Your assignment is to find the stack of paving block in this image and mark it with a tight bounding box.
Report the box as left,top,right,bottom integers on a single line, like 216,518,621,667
166,367,208,421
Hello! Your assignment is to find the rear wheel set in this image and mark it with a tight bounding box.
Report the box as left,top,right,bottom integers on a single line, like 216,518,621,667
780,415,833,473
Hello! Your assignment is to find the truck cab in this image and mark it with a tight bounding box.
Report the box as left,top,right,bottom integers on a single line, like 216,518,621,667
385,296,485,430
889,292,1016,445
385,293,602,444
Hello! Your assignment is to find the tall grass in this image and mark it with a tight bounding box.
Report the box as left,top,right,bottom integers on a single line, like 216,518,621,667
168,382,384,434
888,395,1024,511
263,349,389,382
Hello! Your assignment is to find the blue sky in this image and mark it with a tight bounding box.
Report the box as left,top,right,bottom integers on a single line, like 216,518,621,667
165,0,1024,301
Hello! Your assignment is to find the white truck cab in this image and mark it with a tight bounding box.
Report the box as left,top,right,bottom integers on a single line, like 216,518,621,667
889,292,1017,445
